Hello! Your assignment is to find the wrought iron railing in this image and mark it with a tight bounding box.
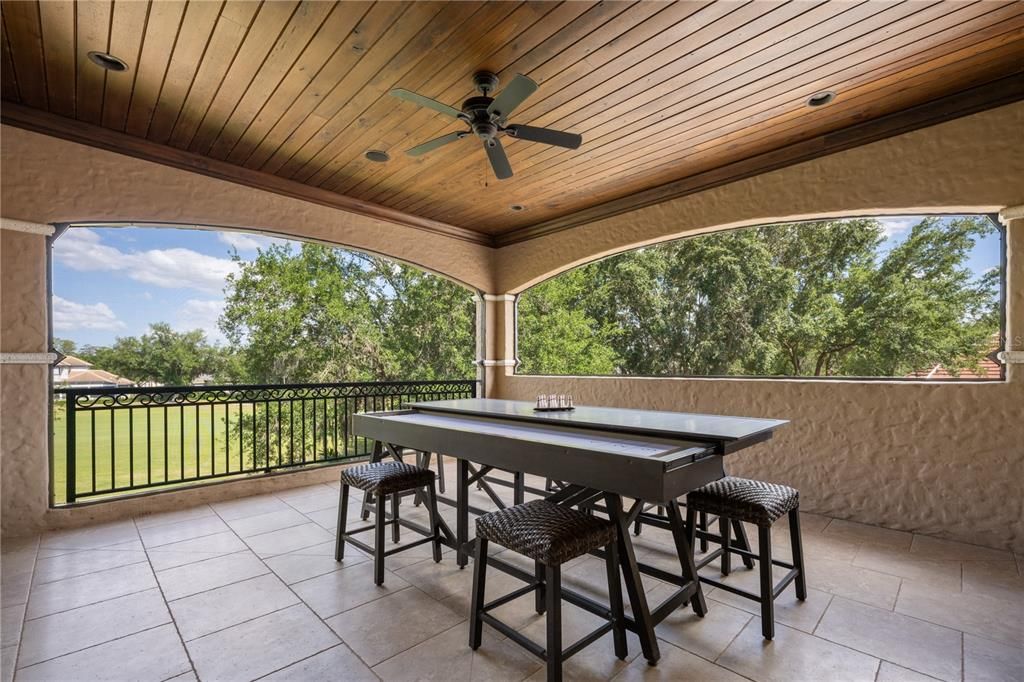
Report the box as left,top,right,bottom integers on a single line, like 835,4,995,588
52,379,477,505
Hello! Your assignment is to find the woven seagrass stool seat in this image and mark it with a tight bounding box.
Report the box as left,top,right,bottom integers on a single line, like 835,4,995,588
335,461,443,586
470,500,626,682
686,476,807,640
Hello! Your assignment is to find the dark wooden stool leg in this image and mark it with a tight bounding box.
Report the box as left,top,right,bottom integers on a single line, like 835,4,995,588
427,483,443,563
335,484,349,561
732,520,756,569
699,512,709,553
789,508,807,600
469,538,488,649
720,516,732,576
535,561,546,614
391,492,401,543
757,525,774,639
374,494,386,586
545,564,562,682
604,541,627,660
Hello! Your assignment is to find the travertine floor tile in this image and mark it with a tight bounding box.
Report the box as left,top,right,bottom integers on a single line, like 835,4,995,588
292,561,410,618
611,639,747,681
807,556,902,610
0,604,25,649
372,621,543,682
32,547,148,586
244,523,334,558
156,550,268,600
25,561,156,618
16,623,190,682
326,586,463,666
896,579,1024,647
139,515,231,549
654,596,752,661
822,519,913,550
262,643,376,681
211,494,291,521
815,597,962,682
40,521,139,551
169,573,298,641
1,645,15,682
18,588,170,667
961,561,1024,604
875,661,942,682
134,504,215,529
851,545,962,591
264,547,366,585
186,604,338,681
225,508,309,538
146,531,247,564
909,536,1013,562
708,582,832,634
964,633,1024,681
717,619,880,682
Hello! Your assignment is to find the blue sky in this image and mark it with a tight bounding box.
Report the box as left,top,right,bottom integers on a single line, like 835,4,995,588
52,216,1002,348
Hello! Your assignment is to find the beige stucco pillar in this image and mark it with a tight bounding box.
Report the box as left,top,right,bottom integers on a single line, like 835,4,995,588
999,206,1024,384
1,218,55,536
478,294,516,397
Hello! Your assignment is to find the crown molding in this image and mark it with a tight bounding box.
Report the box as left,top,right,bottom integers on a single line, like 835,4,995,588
0,352,57,365
495,74,1024,247
0,103,491,247
998,205,1024,224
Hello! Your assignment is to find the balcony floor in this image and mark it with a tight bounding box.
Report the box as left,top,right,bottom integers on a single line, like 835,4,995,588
2,471,1022,682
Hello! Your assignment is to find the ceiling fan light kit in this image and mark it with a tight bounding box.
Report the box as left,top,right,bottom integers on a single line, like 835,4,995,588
390,71,583,180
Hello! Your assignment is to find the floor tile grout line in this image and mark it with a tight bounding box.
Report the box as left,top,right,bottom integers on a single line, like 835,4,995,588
134,506,218,531
30,556,151,589
22,583,162,623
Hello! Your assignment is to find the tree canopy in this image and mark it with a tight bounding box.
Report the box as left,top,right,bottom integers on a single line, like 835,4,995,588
517,217,999,378
75,323,221,385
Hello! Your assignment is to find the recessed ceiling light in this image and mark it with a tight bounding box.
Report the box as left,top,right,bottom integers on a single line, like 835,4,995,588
365,150,390,163
806,91,836,107
510,204,525,211
87,51,128,72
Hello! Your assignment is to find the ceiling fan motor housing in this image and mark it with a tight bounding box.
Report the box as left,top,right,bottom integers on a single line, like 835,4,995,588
462,96,499,141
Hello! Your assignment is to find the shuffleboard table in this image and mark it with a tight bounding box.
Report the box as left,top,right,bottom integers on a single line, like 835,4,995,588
352,398,787,664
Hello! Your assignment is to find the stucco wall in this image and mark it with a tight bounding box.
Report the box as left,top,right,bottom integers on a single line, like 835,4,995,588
0,125,494,292
492,102,1024,552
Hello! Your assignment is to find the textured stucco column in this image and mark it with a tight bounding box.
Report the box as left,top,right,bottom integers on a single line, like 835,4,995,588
478,295,516,397
1000,208,1024,383
1,219,54,536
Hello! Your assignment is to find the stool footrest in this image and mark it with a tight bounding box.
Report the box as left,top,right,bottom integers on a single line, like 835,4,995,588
483,583,538,612
480,612,546,660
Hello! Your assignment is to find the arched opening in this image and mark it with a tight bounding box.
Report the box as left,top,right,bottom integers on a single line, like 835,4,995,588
49,223,479,505
516,214,1004,380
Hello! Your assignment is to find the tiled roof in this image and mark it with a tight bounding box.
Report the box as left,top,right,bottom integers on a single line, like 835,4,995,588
59,369,135,386
57,355,92,368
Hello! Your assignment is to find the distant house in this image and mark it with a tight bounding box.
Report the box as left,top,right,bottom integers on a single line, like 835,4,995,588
907,344,1003,380
54,355,136,388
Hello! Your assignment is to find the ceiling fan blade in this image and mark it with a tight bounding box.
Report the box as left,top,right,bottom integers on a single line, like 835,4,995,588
390,88,462,119
487,74,538,121
506,124,582,150
484,138,513,180
406,131,468,157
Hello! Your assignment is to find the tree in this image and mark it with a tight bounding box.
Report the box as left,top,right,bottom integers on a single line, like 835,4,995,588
83,323,220,385
53,338,78,357
518,217,999,377
220,243,475,383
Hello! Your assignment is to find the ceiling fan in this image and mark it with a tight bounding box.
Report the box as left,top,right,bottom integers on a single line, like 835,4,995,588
390,71,582,180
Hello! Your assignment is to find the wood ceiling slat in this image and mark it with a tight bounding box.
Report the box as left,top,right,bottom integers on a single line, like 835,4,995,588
184,0,300,154
124,0,186,137
456,3,1024,224
219,1,375,164
253,1,447,175
166,1,261,147
571,39,1024,217
102,0,150,131
146,0,225,143
74,0,111,125
1,18,20,102
302,0,544,191
199,0,337,158
37,0,75,118
328,0,602,198
391,0,815,216
279,1,487,182
352,1,675,205
3,0,47,108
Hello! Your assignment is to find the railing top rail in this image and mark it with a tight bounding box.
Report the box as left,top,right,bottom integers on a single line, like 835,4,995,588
54,378,478,396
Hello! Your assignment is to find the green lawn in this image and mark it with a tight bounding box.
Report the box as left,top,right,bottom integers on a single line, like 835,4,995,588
52,400,363,505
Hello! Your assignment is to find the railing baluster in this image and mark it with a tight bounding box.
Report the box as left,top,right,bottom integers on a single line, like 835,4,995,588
129,408,134,489
66,395,76,504
90,410,96,494
109,410,115,492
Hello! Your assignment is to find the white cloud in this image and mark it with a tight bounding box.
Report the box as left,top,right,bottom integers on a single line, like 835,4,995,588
55,228,239,295
877,216,921,238
52,296,126,332
217,231,285,252
175,299,226,343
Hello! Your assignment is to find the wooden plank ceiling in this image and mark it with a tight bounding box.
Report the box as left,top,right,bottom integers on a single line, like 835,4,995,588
2,0,1023,244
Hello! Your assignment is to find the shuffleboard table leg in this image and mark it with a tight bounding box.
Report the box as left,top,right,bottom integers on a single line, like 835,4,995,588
605,493,660,665
667,500,707,617
457,457,470,568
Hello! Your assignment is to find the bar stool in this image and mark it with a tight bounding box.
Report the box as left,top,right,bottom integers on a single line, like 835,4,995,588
470,500,627,682
686,477,806,640
335,461,443,585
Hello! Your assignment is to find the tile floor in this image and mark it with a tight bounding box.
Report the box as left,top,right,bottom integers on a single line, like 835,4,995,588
2,466,1022,682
